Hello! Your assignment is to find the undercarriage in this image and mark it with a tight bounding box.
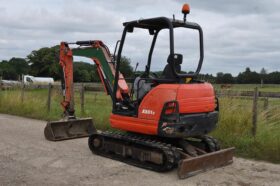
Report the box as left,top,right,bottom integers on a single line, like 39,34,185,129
88,131,234,178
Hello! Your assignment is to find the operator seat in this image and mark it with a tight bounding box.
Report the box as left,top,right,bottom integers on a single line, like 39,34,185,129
162,54,183,79
133,76,151,100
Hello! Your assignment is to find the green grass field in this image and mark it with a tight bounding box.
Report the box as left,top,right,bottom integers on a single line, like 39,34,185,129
0,86,279,163
0,89,112,130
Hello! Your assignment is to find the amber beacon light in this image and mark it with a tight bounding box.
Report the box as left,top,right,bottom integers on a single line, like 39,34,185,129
182,3,190,22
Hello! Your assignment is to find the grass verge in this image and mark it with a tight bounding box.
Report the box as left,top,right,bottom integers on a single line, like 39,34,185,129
211,97,280,163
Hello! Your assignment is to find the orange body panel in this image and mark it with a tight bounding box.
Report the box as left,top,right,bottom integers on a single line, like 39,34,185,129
138,84,178,121
110,82,216,135
110,114,158,135
177,83,216,114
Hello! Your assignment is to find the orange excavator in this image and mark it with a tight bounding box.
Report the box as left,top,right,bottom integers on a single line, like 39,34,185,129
44,4,234,178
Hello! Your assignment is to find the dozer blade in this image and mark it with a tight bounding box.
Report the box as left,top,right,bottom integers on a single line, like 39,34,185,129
44,118,96,141
177,147,235,179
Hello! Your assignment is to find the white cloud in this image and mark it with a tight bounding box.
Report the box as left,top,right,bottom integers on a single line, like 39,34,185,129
0,0,279,75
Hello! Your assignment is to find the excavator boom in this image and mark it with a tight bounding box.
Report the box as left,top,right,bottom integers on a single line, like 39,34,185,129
44,40,127,141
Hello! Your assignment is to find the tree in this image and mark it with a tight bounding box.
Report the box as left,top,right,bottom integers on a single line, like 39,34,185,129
0,60,17,80
9,58,30,77
119,56,133,78
27,45,61,80
260,68,267,75
73,62,98,82
72,56,134,82
266,71,280,84
236,67,261,84
216,72,234,84
245,67,251,73
90,65,100,82
260,67,267,86
0,58,29,80
216,72,224,84
26,44,133,81
222,73,235,84
198,73,216,83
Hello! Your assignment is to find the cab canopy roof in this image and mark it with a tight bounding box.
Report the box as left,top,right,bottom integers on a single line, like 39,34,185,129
123,17,200,31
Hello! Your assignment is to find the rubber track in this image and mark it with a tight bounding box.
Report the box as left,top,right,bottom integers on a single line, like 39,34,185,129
88,131,180,172
202,135,221,152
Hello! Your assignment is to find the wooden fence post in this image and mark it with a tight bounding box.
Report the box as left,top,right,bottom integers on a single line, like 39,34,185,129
47,83,52,113
0,76,2,91
80,83,85,114
252,87,258,137
21,75,25,103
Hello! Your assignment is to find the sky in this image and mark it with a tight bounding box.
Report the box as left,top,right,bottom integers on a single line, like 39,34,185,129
0,0,280,75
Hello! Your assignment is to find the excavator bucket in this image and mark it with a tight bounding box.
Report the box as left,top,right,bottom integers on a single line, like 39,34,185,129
177,147,235,179
44,118,96,141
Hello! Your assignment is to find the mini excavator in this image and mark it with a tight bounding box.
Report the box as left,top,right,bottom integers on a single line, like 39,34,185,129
44,4,234,178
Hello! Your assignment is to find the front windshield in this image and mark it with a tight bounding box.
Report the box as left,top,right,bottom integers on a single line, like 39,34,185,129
121,28,153,74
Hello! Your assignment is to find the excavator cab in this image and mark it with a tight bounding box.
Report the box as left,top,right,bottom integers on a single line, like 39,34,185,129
111,15,205,116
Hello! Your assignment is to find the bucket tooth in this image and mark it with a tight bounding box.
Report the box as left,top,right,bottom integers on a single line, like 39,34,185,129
177,147,235,179
44,118,96,141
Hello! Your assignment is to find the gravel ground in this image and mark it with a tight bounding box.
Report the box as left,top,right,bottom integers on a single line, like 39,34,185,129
0,113,279,186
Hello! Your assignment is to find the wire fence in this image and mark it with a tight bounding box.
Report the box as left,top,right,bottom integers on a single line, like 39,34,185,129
1,81,279,137
217,87,280,136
